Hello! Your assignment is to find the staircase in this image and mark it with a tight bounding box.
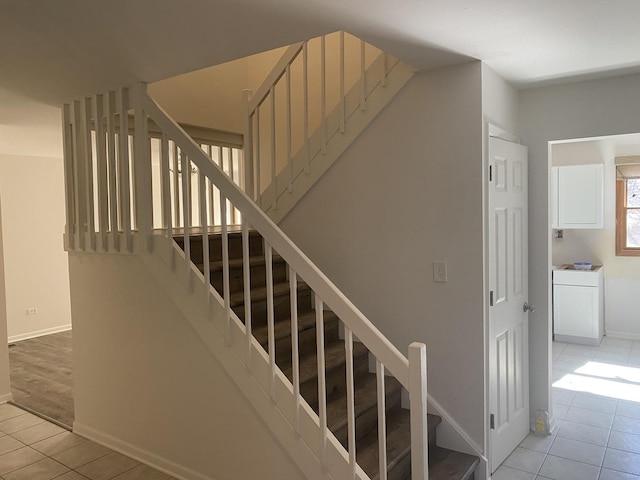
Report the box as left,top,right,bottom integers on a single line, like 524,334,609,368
177,231,479,480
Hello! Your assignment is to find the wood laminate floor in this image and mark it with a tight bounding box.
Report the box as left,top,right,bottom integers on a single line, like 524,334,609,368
8,330,74,429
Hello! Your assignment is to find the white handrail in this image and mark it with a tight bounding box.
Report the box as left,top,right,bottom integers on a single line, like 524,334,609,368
139,90,411,387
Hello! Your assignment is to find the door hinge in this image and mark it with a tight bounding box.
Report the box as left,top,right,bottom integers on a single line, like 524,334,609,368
490,413,495,430
489,165,493,182
489,290,494,307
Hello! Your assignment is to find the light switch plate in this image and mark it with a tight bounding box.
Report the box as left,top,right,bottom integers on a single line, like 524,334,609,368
433,261,447,283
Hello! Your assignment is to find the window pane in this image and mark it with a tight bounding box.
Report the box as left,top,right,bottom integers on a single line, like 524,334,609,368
627,209,640,247
627,179,640,207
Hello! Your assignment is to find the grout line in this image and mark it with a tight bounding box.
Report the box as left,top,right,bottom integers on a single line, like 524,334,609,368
7,402,72,432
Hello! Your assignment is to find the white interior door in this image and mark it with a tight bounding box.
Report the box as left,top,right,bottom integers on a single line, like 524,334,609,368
488,136,530,472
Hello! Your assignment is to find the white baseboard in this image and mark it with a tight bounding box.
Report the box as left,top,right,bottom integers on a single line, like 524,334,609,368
8,324,72,344
0,393,13,404
605,330,640,341
73,422,214,480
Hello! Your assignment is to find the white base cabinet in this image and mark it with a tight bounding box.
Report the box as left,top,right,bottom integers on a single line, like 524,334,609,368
553,267,604,345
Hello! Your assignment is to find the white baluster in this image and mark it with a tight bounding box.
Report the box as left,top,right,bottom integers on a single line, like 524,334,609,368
82,97,96,251
173,143,180,228
242,220,252,366
199,171,210,313
71,101,83,250
62,104,75,251
345,326,356,479
93,94,108,251
255,107,262,207
118,88,132,252
132,84,153,252
409,342,429,480
286,64,292,193
316,295,327,466
220,190,231,341
377,360,388,480
289,266,300,433
265,240,275,396
339,31,346,134
160,135,174,266
181,153,191,289
321,36,327,154
303,43,310,174
106,92,119,250
360,40,367,111
270,87,277,211
242,89,254,200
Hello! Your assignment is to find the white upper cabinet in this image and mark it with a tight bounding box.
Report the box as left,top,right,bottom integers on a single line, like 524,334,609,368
551,164,604,229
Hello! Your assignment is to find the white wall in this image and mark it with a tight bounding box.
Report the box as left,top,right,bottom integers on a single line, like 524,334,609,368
69,252,303,480
551,138,640,339
0,202,11,402
482,64,520,135
0,154,71,342
520,72,640,427
280,62,486,448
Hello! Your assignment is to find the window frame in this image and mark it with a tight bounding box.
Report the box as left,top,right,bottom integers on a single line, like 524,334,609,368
616,178,640,256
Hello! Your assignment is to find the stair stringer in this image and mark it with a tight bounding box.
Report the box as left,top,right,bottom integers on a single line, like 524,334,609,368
141,234,372,480
426,395,489,480
260,59,415,225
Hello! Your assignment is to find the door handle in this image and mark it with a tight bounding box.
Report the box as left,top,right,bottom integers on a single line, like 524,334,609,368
523,302,535,313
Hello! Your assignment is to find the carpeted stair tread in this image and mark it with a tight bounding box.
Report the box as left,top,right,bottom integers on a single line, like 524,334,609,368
228,280,308,308
428,446,479,480
326,373,402,435
285,339,369,385
252,310,339,347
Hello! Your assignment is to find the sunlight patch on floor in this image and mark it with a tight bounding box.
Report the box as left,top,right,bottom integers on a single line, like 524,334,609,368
553,361,640,402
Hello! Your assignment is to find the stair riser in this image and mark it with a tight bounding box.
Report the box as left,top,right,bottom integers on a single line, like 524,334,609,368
209,259,288,294
301,350,370,409
233,288,313,325
176,233,264,264
333,389,402,447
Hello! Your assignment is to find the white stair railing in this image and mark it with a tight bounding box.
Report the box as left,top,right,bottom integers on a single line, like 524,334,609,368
244,31,404,217
62,83,428,480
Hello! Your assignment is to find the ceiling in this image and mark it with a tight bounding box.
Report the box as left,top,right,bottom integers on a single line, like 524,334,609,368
3,0,640,157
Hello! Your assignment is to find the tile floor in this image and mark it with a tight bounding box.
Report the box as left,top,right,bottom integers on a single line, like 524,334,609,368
495,338,640,479
0,403,174,480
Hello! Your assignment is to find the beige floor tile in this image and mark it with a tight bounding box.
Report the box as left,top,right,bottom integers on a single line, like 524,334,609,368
10,421,66,445
0,405,28,423
75,451,139,480
30,431,87,456
0,413,45,434
112,464,171,480
54,472,91,480
2,457,69,480
51,441,112,469
0,435,25,456
0,446,46,474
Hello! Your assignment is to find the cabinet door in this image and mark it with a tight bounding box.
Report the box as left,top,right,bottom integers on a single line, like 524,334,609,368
557,164,604,228
553,284,598,338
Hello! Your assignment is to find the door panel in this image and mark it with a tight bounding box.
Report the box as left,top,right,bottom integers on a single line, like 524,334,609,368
489,137,530,472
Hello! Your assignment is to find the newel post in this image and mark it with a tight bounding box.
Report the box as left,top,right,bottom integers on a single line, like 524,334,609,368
409,342,429,480
242,89,255,202
131,83,153,253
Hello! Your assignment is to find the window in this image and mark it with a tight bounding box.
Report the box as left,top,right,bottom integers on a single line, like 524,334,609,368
616,177,640,256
